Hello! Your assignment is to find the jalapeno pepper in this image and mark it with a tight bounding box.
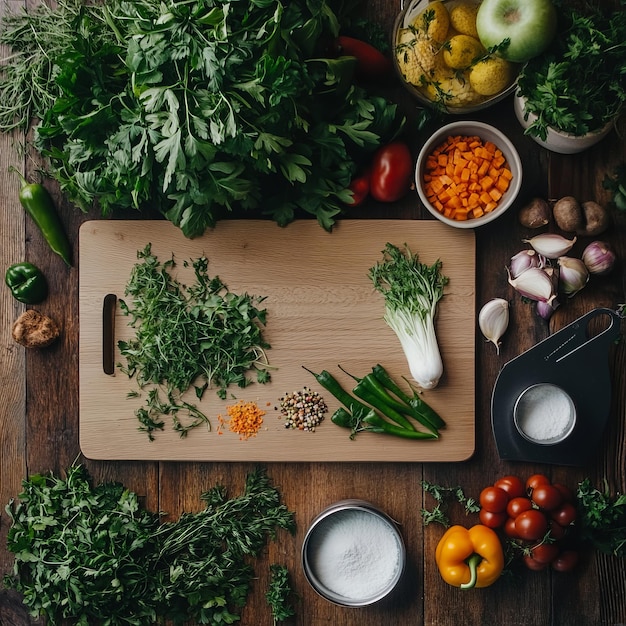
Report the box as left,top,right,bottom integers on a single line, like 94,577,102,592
5,262,48,304
13,169,72,266
435,525,504,589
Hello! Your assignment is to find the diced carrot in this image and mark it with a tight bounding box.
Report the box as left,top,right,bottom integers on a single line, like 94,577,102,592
421,132,513,222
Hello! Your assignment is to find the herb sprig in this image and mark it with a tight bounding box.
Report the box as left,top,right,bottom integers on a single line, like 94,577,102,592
516,1,626,139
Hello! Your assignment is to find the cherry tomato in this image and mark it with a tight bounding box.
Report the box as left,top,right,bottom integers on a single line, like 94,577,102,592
369,142,413,203
479,508,507,529
531,484,563,511
515,509,549,542
345,170,370,206
552,549,579,572
504,517,520,539
530,542,559,564
480,486,510,513
494,475,525,499
523,554,548,571
526,473,551,494
335,36,393,80
507,496,533,519
551,502,577,527
547,519,567,541
553,483,575,503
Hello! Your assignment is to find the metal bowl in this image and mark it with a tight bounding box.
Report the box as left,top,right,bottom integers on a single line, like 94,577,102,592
415,120,522,229
513,383,577,445
393,0,520,114
301,500,406,607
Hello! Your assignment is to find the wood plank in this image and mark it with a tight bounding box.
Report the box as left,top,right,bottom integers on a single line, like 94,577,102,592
79,219,475,462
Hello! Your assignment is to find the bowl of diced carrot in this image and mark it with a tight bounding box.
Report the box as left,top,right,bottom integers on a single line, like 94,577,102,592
415,121,522,228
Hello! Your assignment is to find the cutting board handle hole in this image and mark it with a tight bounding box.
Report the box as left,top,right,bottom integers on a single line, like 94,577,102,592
102,294,117,376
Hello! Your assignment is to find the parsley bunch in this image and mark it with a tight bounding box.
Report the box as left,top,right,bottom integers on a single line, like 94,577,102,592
2,0,404,236
4,465,295,625
516,0,626,139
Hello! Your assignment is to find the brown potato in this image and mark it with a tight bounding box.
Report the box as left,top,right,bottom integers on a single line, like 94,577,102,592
12,309,60,348
518,197,551,228
553,196,583,233
578,200,610,236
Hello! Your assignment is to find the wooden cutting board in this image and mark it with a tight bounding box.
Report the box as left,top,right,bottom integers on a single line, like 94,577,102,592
79,219,475,462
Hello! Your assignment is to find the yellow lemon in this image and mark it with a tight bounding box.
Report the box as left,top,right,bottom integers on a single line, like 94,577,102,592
449,3,480,38
414,1,450,43
469,56,514,96
443,34,484,70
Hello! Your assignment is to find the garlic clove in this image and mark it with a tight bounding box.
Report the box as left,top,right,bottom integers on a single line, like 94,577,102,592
478,298,509,354
558,256,589,297
507,266,557,304
523,233,577,259
536,298,560,321
509,249,540,279
581,241,616,275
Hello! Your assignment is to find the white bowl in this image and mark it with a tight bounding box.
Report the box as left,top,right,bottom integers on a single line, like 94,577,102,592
513,93,615,154
393,0,520,114
415,121,523,229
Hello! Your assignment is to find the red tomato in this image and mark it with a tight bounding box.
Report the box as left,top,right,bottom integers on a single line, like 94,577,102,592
480,486,510,513
494,475,525,499
547,520,567,541
507,496,533,519
479,508,508,529
515,509,549,542
369,142,413,203
504,517,520,539
553,483,575,503
523,554,548,571
345,170,370,206
336,36,393,80
530,542,559,564
526,473,551,494
531,484,563,511
552,549,579,572
551,502,577,527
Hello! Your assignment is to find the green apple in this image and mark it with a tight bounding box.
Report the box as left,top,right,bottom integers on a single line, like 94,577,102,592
476,0,557,63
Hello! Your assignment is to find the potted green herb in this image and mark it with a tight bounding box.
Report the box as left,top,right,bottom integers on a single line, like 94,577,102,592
514,0,626,153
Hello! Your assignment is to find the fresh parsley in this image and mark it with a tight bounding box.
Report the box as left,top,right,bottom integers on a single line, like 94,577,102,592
118,244,271,438
516,1,626,139
421,480,480,528
266,564,297,625
4,465,295,625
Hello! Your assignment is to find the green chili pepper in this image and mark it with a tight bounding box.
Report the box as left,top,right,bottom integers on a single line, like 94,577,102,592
352,379,417,432
5,262,48,304
362,412,438,439
372,363,446,430
302,366,372,415
13,168,72,266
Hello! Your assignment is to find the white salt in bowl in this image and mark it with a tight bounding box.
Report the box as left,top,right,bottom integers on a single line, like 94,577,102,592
513,383,577,445
301,500,406,607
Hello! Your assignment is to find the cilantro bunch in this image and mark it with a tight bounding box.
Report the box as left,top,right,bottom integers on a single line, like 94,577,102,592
516,0,626,139
2,0,404,236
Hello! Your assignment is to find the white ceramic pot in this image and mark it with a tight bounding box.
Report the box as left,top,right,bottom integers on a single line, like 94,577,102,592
513,93,614,154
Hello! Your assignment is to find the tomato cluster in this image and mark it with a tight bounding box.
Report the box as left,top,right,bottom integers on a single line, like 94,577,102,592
479,474,579,572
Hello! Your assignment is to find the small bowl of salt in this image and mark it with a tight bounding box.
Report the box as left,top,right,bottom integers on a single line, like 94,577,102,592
513,383,577,446
301,500,406,607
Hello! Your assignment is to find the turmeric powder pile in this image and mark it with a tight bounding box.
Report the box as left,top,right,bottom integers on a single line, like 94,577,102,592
218,400,266,440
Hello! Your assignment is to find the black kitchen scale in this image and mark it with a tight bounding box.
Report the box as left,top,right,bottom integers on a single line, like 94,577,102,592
491,308,622,466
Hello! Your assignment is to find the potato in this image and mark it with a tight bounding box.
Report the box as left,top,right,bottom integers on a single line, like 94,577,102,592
579,200,610,236
469,56,513,96
553,196,610,236
449,3,479,38
553,196,584,233
518,197,551,229
443,34,484,70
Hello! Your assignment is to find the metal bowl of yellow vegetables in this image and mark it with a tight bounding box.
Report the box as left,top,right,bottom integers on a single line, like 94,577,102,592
392,0,520,113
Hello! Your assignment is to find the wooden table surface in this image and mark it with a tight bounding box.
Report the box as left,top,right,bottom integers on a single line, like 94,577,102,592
1,1,625,624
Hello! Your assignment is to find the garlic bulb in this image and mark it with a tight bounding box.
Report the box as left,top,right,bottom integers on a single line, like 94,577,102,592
479,298,509,354
523,233,576,259
581,241,616,275
507,266,557,304
558,256,589,297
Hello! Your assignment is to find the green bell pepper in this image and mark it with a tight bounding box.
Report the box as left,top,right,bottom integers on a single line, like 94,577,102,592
5,262,48,304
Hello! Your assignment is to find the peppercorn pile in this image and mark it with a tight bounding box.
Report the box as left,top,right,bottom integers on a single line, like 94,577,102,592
278,387,327,432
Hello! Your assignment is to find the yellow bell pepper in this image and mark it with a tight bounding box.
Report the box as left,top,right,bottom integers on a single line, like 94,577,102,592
435,524,504,589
